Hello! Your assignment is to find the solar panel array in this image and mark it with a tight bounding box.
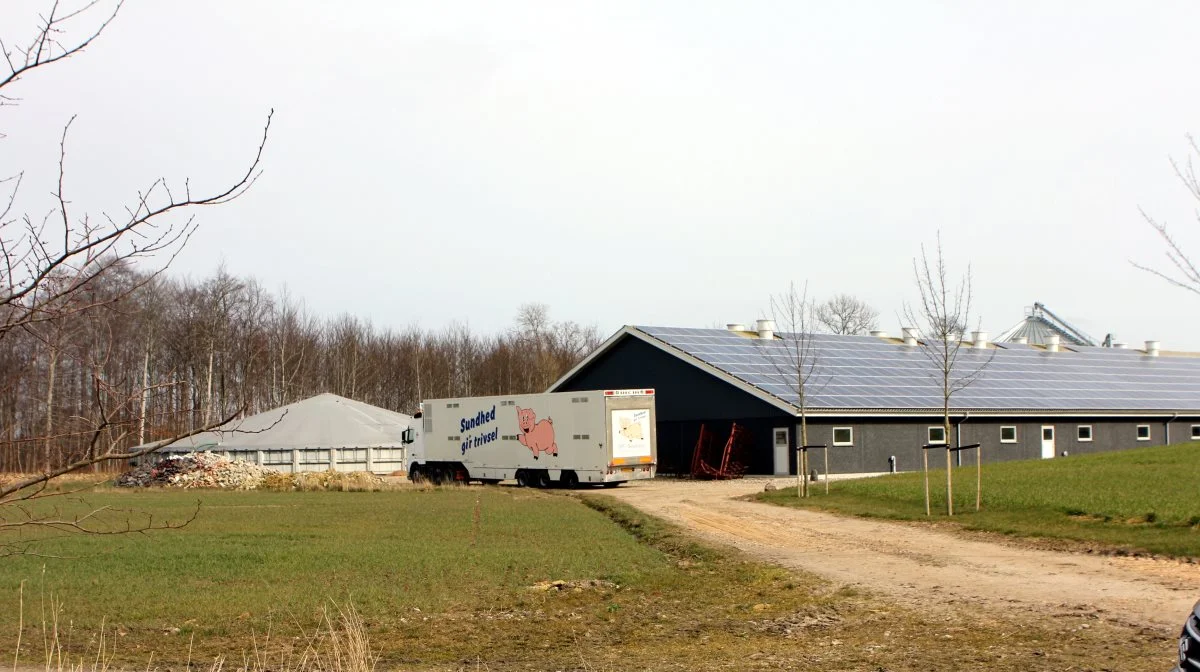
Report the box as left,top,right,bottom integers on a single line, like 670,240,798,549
637,326,1200,411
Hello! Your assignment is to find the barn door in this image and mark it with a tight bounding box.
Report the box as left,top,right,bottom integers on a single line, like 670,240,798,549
773,427,790,476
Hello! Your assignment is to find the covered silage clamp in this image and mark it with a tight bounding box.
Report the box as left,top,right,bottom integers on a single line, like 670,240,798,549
137,393,415,474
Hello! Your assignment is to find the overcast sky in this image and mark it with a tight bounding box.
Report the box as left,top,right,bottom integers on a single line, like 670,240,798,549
5,1,1200,349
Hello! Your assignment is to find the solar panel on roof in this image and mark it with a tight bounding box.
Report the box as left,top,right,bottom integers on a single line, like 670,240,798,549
635,326,1200,412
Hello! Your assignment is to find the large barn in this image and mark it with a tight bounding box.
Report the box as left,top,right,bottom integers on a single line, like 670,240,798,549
550,324,1200,476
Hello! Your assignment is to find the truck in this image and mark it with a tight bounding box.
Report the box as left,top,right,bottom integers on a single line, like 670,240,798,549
404,389,656,487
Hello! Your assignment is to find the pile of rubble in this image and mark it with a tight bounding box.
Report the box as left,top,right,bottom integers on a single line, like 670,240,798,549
116,452,274,490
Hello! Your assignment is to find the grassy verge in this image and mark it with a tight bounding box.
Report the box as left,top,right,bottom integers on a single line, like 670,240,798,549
758,442,1200,557
0,485,1176,670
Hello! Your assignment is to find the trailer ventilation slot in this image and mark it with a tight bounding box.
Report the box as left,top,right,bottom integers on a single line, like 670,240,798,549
500,400,515,407
502,434,518,441
572,434,591,440
446,402,460,409
571,397,589,403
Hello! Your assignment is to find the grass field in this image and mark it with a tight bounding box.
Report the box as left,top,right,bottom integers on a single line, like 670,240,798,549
0,484,1175,670
759,442,1200,557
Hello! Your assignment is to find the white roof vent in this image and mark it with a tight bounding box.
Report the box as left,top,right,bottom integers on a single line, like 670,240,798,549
726,323,746,333
1145,340,1160,357
870,330,888,338
755,319,776,340
972,331,988,349
1112,341,1127,349
901,327,918,346
1046,334,1061,353
1012,336,1028,345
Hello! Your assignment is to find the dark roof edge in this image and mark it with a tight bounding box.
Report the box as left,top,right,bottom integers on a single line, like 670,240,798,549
548,326,801,415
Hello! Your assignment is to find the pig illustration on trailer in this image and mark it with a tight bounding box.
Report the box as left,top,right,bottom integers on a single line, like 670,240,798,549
516,406,558,459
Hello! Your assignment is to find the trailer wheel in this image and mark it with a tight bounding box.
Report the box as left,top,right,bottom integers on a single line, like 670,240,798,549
515,470,532,488
559,471,579,489
534,470,552,489
409,465,425,483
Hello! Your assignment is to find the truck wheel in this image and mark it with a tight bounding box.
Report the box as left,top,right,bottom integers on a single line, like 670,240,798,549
409,465,425,483
559,471,579,489
515,470,532,488
534,470,552,489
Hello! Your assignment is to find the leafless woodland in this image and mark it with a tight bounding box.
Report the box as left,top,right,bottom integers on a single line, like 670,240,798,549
0,264,600,472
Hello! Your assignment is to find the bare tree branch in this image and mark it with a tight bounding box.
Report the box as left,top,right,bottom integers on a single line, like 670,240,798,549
1132,136,1200,296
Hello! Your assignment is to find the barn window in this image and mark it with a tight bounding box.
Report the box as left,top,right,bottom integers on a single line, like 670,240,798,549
1000,426,1017,443
832,427,853,446
1193,425,1200,440
1136,425,1150,441
927,426,946,445
1077,425,1093,442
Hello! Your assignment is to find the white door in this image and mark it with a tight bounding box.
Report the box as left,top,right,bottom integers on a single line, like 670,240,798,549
773,427,790,476
1041,425,1055,459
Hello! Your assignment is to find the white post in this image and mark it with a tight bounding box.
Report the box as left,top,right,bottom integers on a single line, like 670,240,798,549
366,447,375,474
291,448,300,473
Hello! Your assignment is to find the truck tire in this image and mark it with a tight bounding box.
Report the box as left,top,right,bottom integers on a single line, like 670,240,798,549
409,465,425,483
559,471,579,489
515,470,533,488
534,470,552,489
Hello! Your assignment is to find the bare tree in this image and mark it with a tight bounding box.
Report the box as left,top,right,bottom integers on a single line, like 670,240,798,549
0,0,272,548
1133,135,1200,296
757,281,825,497
902,233,992,515
1,2,273,346
815,294,879,335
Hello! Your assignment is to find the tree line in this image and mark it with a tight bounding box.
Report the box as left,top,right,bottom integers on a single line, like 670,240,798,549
0,263,600,472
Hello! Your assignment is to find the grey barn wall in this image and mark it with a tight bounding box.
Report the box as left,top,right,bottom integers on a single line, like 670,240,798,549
801,417,1200,475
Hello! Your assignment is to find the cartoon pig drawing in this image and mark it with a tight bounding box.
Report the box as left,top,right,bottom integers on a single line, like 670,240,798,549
516,406,557,459
619,416,644,441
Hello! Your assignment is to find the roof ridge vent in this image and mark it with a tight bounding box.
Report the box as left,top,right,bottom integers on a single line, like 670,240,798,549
1046,334,1060,353
1145,340,1160,357
755,319,775,340
972,330,989,349
726,323,746,333
870,330,888,338
901,327,918,346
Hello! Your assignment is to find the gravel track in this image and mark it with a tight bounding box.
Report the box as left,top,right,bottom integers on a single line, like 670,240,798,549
602,477,1200,632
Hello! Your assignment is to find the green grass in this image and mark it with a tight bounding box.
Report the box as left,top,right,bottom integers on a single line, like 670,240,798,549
759,442,1200,557
0,485,1175,670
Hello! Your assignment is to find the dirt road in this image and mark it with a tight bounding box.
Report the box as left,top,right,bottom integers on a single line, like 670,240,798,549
604,478,1200,632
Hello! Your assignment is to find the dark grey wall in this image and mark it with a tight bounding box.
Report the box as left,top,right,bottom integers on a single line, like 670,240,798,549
802,416,1200,475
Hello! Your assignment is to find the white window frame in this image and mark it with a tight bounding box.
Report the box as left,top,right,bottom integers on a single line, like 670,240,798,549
1136,424,1151,441
1000,426,1017,443
832,427,853,446
1192,425,1200,440
927,426,946,445
1077,425,1093,442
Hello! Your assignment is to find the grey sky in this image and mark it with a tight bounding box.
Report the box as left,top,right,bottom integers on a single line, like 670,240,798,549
5,1,1200,348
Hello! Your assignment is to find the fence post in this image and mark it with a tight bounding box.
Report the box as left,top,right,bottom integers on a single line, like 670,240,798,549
330,447,339,472
291,448,300,473
366,447,375,474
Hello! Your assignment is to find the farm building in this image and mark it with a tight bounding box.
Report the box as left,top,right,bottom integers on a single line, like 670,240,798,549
550,324,1200,476
141,393,413,474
